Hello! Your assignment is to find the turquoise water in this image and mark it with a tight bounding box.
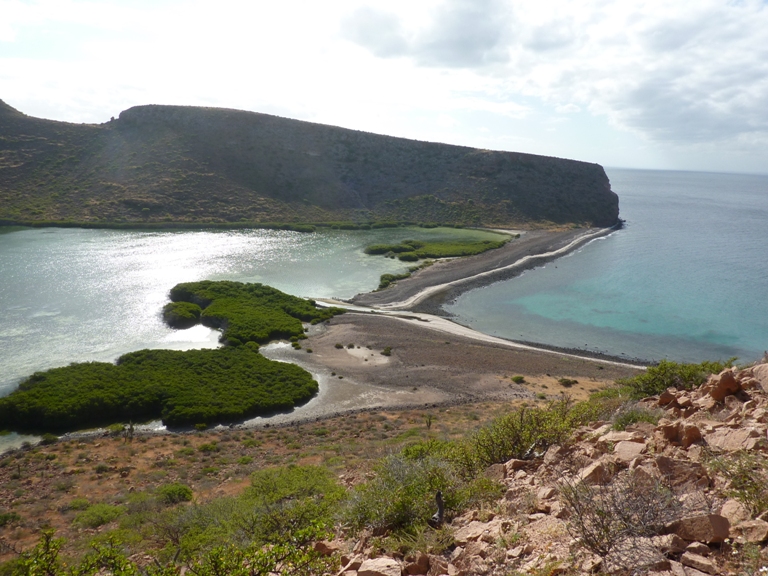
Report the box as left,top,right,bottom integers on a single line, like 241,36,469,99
0,225,503,398
446,169,768,363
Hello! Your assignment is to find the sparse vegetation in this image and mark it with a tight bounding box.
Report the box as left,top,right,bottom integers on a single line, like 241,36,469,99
616,358,735,399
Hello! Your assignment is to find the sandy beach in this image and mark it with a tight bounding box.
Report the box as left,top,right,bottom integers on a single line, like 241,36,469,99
248,225,642,428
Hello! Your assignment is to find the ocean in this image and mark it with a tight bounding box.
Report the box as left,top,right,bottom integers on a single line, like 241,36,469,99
445,168,768,364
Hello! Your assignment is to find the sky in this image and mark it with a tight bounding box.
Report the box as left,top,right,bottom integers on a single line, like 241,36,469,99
1,0,767,174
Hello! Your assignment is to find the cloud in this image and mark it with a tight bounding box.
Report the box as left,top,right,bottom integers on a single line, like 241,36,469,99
342,0,511,68
342,0,768,152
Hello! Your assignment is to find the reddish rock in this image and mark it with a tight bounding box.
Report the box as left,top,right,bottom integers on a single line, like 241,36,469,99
579,460,610,484
404,552,430,575
706,427,762,452
314,540,342,556
358,557,402,576
614,440,646,463
752,363,768,393
680,552,718,574
685,542,710,555
732,519,768,543
655,456,709,489
453,519,502,545
658,389,677,406
651,533,687,555
709,369,740,401
668,514,730,544
720,498,751,526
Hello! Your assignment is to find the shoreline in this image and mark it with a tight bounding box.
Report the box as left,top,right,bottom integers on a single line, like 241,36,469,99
1,222,646,450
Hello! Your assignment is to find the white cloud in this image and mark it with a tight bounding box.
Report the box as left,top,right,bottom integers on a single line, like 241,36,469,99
2,0,767,172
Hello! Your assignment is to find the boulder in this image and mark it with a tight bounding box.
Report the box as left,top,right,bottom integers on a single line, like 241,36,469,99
680,552,718,575
658,389,677,406
685,542,710,556
358,557,402,576
655,456,709,489
453,519,502,545
404,552,430,575
598,430,646,444
651,533,687,555
720,498,751,526
668,514,730,544
753,363,768,393
708,369,740,402
614,440,647,463
579,460,610,484
731,519,768,543
705,427,762,452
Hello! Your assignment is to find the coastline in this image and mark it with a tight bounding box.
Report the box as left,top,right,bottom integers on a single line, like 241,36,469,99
2,222,644,449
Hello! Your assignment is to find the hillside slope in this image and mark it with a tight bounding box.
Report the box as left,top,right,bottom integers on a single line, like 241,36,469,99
0,100,619,227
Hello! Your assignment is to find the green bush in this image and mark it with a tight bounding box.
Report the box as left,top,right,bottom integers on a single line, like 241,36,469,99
611,403,662,431
157,483,194,505
167,280,345,345
0,343,319,432
705,451,768,515
617,358,735,399
73,503,125,528
0,511,21,527
511,376,525,384
162,301,202,329
66,498,90,511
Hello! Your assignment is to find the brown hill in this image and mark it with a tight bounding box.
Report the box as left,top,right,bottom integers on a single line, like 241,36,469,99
0,100,619,227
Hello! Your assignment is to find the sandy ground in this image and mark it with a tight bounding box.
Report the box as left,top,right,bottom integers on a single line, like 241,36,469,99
254,312,642,427
350,227,614,311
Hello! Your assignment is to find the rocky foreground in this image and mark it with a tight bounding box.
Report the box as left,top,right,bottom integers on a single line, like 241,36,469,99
320,363,768,576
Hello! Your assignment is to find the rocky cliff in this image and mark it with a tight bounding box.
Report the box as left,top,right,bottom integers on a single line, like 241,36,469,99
0,100,619,227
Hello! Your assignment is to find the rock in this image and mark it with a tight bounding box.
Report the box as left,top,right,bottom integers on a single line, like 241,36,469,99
484,463,505,482
705,427,762,452
668,514,730,544
598,430,646,444
680,552,718,574
655,456,709,489
752,363,768,393
709,369,740,401
358,557,402,576
720,499,751,526
404,552,430,575
453,519,502,545
651,534,687,555
504,459,527,474
658,389,677,406
462,541,489,559
668,560,687,576
680,423,702,448
579,460,610,484
732,519,768,543
693,395,718,412
537,486,556,500
614,440,647,463
543,445,566,466
684,542,710,556
314,540,342,556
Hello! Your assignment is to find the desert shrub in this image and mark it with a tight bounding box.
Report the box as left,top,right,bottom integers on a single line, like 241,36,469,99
456,398,589,473
0,511,21,527
381,347,392,356
157,483,194,505
560,470,682,567
558,378,578,387
397,252,419,262
611,403,662,431
511,375,525,384
343,454,457,534
617,358,735,399
378,272,411,290
73,503,125,528
343,447,501,535
705,451,768,515
39,433,58,445
65,498,90,511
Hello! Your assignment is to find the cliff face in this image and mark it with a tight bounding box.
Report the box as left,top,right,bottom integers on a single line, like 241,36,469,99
0,100,619,227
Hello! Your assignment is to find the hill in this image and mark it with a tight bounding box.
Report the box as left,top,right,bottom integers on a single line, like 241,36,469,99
0,100,619,227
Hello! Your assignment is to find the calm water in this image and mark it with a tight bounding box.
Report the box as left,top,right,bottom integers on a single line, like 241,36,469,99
0,225,503,398
446,169,768,364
